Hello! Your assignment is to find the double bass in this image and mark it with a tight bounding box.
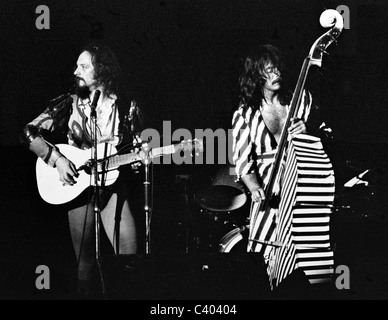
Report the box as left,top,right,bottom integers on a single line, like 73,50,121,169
247,9,344,288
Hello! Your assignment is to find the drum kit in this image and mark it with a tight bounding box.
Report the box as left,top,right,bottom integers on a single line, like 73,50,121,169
173,157,381,253
192,165,250,253
188,163,379,253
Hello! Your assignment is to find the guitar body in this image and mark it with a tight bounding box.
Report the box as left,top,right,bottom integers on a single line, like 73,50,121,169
36,143,119,205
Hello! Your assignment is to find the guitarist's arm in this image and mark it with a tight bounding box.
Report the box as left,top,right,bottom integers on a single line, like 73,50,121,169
21,94,78,185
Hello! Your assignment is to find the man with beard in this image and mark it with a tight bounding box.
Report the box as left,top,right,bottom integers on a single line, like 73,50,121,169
22,43,144,298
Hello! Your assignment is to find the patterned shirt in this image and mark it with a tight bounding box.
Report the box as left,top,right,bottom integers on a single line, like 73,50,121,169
26,93,124,167
68,94,121,149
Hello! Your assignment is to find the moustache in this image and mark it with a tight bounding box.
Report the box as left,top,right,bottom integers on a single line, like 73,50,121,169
272,77,282,85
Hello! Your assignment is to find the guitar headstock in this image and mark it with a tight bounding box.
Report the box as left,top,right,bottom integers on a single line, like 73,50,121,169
308,9,344,67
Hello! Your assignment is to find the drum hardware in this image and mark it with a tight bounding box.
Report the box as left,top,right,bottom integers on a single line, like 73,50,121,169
175,173,195,254
344,169,370,188
186,165,253,253
197,207,242,224
338,167,378,218
194,207,251,253
219,225,249,253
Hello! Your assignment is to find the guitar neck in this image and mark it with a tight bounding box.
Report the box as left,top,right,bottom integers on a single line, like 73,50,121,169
150,145,176,158
106,152,141,170
104,140,201,169
104,145,175,170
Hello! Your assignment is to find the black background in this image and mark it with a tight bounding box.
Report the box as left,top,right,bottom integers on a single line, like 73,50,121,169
1,0,388,300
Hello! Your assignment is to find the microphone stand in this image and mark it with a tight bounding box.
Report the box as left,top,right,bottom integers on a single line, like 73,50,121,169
90,92,106,295
143,143,152,254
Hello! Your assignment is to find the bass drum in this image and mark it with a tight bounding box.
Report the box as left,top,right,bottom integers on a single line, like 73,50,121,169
219,225,249,253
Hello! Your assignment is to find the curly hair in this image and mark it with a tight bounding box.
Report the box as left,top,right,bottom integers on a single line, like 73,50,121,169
238,44,290,111
82,42,122,97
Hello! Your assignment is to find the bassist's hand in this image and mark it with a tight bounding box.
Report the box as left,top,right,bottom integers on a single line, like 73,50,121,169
289,117,307,138
55,156,79,186
251,187,265,203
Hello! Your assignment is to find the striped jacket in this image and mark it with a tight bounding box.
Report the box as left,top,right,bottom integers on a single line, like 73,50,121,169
232,90,316,187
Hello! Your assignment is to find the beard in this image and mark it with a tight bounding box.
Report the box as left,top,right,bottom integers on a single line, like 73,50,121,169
74,77,91,99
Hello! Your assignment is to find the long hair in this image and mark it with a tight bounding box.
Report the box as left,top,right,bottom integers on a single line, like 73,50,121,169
80,42,145,139
238,44,290,111
82,42,122,97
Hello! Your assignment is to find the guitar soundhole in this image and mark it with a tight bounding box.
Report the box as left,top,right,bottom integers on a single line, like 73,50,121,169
83,166,92,175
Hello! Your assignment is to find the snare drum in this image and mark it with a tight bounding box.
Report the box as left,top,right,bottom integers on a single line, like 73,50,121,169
219,225,249,253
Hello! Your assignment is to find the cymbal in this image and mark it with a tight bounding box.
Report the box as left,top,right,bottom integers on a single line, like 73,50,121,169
194,185,247,212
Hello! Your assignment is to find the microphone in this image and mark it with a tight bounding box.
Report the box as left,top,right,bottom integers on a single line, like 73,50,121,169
90,90,101,118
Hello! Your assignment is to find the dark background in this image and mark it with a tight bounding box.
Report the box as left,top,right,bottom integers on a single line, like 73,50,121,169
1,0,388,300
